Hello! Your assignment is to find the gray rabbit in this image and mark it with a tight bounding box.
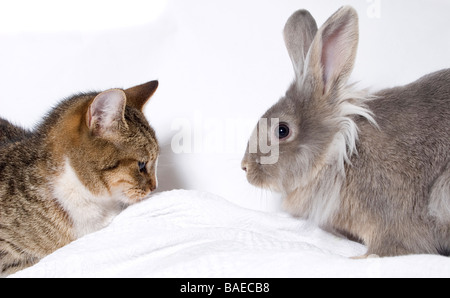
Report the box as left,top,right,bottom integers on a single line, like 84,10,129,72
241,6,450,257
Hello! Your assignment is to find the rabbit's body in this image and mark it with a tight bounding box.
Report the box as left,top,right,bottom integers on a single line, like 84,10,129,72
338,69,450,256
242,7,449,257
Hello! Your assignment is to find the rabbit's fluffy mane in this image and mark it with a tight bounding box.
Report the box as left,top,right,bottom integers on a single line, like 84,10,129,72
284,84,377,226
329,84,377,171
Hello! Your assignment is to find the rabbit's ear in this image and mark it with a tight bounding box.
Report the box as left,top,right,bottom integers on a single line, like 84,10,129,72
305,6,359,95
284,9,318,79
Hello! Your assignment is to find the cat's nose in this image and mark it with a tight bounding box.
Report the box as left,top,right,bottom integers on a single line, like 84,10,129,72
148,175,157,192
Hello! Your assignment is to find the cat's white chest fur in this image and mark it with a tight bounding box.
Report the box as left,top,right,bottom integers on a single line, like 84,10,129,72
53,158,124,239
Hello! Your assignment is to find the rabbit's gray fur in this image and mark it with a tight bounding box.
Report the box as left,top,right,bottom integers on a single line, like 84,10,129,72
242,6,450,257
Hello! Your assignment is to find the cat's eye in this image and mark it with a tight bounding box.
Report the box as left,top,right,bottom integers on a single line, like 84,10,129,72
103,161,120,171
138,161,147,173
275,123,290,140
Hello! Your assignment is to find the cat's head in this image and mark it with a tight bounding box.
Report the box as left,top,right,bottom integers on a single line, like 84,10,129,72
47,81,160,205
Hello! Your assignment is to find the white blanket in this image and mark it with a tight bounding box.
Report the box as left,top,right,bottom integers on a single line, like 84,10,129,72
10,190,450,278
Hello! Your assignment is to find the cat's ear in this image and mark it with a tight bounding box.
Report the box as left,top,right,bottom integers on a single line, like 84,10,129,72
86,89,127,137
124,80,159,111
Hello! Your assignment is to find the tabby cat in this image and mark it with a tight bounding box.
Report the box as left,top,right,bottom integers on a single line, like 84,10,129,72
0,81,160,276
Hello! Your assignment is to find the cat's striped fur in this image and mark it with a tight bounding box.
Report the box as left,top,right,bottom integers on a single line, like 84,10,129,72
0,81,159,276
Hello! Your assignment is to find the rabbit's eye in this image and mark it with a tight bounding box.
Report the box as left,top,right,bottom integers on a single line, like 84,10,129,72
275,123,290,140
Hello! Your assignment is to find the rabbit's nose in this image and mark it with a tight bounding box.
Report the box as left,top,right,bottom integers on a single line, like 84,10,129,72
241,161,248,172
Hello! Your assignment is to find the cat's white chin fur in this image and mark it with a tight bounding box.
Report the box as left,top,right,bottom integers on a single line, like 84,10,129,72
52,158,125,239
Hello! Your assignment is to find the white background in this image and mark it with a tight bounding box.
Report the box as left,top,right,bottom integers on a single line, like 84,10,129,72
1,0,449,212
